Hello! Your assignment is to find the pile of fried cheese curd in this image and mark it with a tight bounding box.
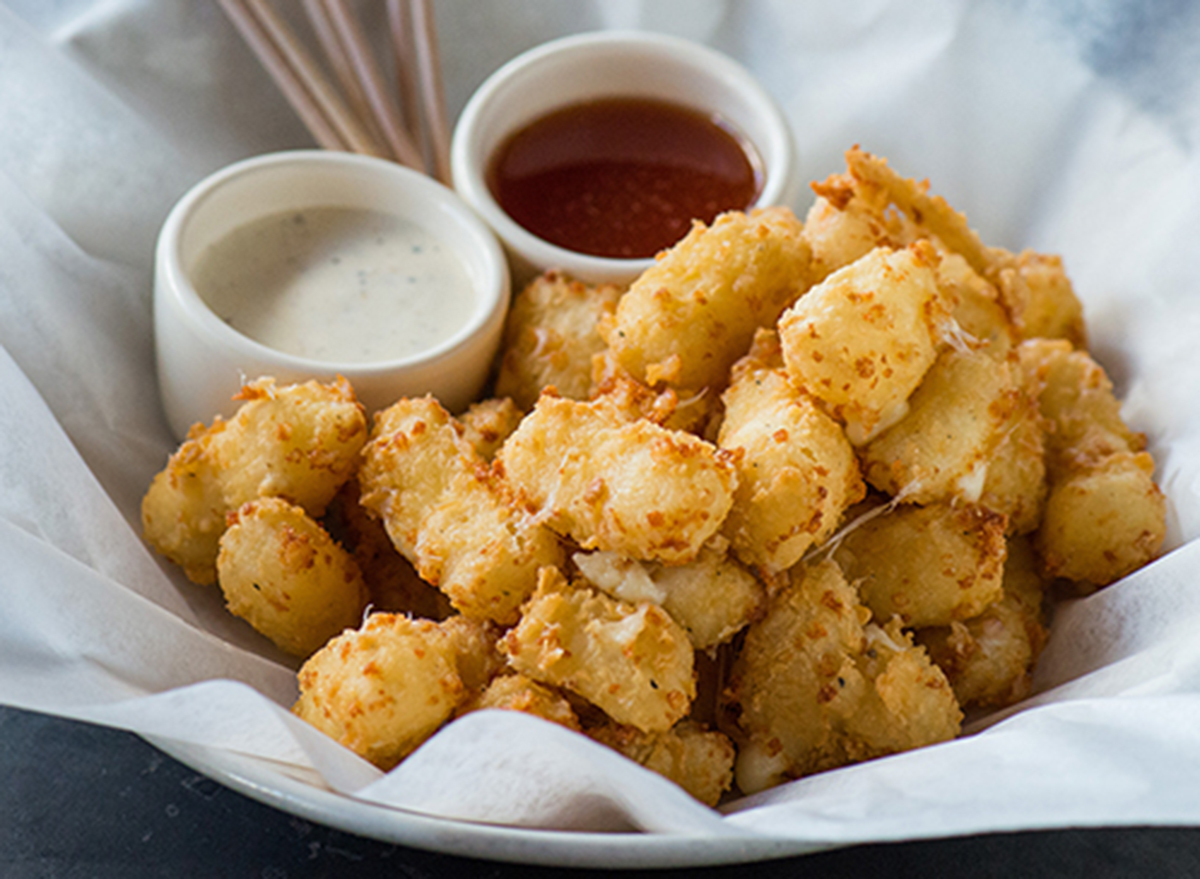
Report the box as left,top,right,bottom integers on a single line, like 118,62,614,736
142,148,1167,805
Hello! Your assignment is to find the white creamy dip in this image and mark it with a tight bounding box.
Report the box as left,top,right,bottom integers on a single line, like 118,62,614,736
191,206,476,364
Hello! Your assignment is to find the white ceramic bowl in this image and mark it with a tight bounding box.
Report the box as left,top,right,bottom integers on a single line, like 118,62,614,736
450,30,799,287
154,150,510,440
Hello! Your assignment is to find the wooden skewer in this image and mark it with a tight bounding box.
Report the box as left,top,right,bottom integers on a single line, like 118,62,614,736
386,0,424,151
299,0,388,155
242,0,384,158
322,0,426,171
220,0,454,182
216,0,346,151
408,0,453,185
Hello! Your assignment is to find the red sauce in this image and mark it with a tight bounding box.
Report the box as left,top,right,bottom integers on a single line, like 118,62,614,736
487,97,762,259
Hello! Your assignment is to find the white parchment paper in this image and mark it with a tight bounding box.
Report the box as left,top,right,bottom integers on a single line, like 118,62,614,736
4,0,1200,862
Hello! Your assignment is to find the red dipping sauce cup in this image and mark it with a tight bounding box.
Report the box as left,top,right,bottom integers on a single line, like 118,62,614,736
450,31,799,287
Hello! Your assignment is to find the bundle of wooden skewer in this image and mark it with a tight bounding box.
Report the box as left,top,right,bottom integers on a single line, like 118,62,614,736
217,0,451,184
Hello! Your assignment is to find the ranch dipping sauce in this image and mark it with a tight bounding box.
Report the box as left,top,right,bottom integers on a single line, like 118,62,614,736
192,206,476,364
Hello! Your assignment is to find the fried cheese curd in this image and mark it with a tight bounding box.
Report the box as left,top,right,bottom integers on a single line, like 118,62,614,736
725,558,961,794
585,719,736,807
571,536,764,651
936,249,1017,351
322,479,453,621
217,497,368,657
1019,339,1166,588
357,396,564,624
858,343,1024,506
975,353,1049,535
456,673,582,732
804,147,1087,350
294,614,464,770
496,392,737,564
777,242,954,445
916,535,1049,709
831,498,1007,628
142,377,367,585
457,396,525,462
494,270,625,411
597,207,813,397
718,329,865,574
502,567,696,733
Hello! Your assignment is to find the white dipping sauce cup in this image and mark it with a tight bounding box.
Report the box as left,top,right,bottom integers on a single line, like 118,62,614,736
154,150,510,440
451,30,800,287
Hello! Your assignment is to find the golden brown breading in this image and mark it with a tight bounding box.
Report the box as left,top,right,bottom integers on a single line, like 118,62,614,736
358,396,475,552
996,530,1049,613
718,329,864,573
142,377,367,585
206,377,367,514
805,166,1016,352
140,436,226,585
572,536,765,651
417,471,566,622
643,542,765,651
216,497,368,657
358,396,564,624
847,616,964,752
598,207,812,396
778,243,953,445
437,614,506,694
456,673,582,731
586,719,736,807
831,499,1007,628
936,250,1017,351
976,354,1048,535
322,479,453,620
496,393,737,564
917,535,1048,709
841,146,1007,281
996,251,1087,348
502,567,695,733
808,148,1085,356
802,179,911,281
293,613,463,770
1037,451,1166,587
859,344,1020,505
726,558,961,793
1018,340,1166,586
1017,339,1142,475
922,599,1038,710
494,270,624,411
588,366,721,437
457,397,525,461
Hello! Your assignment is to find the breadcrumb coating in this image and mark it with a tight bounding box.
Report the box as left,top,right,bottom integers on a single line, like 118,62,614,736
599,207,812,396
497,393,737,564
726,558,961,793
503,567,696,733
719,329,864,572
586,719,735,807
778,243,952,445
142,377,367,585
294,614,464,770
217,497,368,657
358,396,563,623
494,270,624,410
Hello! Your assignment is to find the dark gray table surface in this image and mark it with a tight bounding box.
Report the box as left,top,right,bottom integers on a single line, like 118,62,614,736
3,704,1198,878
